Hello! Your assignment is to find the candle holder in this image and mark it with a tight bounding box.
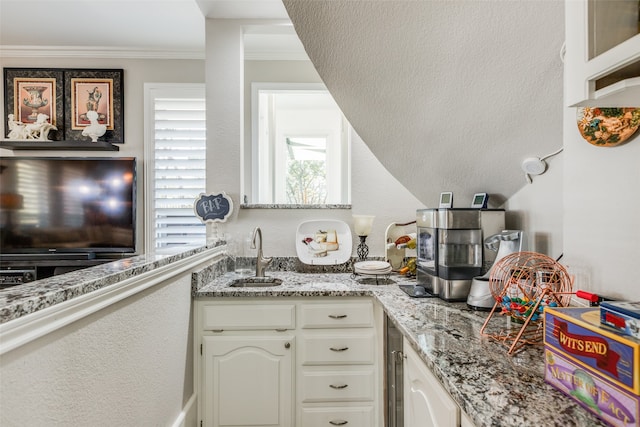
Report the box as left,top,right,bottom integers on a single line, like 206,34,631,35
353,215,375,262
357,235,369,261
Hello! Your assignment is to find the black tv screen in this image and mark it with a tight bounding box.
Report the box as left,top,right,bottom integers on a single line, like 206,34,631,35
0,157,136,255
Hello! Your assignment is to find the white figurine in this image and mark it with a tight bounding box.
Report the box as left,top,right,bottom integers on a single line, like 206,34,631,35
6,113,56,140
82,110,107,142
7,114,25,139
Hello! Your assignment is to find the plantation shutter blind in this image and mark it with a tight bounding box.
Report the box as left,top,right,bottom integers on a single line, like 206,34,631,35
152,96,206,249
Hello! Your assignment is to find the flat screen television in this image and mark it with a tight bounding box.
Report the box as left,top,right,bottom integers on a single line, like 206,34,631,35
0,157,136,257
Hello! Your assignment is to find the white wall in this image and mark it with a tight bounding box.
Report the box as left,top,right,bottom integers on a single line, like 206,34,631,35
1,36,424,260
219,128,426,257
206,20,425,257
503,152,564,259
503,109,640,301
562,111,640,300
0,250,222,426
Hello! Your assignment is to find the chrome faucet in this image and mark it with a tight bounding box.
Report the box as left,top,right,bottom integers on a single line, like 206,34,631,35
251,227,272,277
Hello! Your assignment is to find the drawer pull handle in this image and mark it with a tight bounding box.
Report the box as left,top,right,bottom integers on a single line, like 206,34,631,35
329,346,349,352
329,420,348,426
329,384,348,389
328,314,347,319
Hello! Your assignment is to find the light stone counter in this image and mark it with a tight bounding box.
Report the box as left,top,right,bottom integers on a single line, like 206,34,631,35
0,245,212,324
0,250,607,427
194,269,606,427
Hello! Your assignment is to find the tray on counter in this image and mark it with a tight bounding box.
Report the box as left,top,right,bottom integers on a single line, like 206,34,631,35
295,219,352,265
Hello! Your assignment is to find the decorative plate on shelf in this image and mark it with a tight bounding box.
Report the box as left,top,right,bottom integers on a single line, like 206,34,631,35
576,107,640,147
296,220,352,265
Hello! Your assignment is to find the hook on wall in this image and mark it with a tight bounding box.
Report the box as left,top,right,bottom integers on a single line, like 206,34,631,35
522,147,563,184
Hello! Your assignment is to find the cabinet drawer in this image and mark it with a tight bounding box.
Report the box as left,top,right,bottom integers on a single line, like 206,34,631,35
201,304,295,330
300,302,373,328
301,332,375,365
300,369,375,402
301,406,374,427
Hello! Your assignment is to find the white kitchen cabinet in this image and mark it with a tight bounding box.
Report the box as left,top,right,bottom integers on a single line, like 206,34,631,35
403,337,459,427
300,406,374,427
197,301,296,427
298,299,382,427
195,297,384,427
202,334,294,427
300,331,376,365
565,0,640,107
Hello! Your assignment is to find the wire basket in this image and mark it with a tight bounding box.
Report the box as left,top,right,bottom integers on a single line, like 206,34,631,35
480,251,574,354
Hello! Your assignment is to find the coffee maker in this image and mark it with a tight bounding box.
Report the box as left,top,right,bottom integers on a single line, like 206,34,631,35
416,209,439,295
416,208,505,301
466,230,527,310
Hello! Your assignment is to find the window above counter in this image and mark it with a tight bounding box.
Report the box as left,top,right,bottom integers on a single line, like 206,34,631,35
245,83,352,206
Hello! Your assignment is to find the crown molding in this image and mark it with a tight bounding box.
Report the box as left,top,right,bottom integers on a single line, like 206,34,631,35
0,45,309,61
244,51,309,61
0,45,206,60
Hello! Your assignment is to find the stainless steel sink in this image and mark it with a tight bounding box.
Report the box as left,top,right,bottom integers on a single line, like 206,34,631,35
229,277,283,287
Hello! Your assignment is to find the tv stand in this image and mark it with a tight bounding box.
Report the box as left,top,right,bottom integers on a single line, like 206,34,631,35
0,256,123,284
1,253,97,261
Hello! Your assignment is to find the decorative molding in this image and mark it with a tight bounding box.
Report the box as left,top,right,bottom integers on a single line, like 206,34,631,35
0,45,310,61
0,45,206,60
245,51,310,61
0,248,221,356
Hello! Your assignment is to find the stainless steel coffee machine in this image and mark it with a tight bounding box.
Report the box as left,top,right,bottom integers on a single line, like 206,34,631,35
416,208,438,295
416,208,504,301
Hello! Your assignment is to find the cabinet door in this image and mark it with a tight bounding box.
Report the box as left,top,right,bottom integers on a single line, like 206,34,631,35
202,335,294,427
403,341,459,427
565,0,640,106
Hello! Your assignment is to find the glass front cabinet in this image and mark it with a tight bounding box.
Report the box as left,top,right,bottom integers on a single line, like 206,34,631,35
565,0,640,107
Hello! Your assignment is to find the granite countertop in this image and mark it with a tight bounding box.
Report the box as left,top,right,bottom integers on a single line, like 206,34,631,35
194,270,605,427
0,249,606,427
0,245,211,324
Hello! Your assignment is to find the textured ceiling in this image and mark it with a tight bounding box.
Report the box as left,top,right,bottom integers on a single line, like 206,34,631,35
283,0,566,208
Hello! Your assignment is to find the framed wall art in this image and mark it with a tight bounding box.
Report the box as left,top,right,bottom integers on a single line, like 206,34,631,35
2,67,124,144
3,68,64,141
64,69,124,143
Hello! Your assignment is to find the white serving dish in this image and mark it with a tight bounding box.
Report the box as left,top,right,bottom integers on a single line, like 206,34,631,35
296,220,352,265
354,261,392,275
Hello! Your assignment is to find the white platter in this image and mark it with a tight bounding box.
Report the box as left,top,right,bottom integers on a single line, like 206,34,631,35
296,220,352,265
354,261,392,275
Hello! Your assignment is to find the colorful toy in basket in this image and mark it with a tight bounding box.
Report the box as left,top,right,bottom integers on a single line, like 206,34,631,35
480,252,573,355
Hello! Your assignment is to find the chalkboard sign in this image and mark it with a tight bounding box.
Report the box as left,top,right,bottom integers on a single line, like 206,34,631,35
194,192,233,223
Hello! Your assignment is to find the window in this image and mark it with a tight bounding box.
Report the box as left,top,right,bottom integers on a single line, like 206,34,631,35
144,84,206,251
249,83,351,205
